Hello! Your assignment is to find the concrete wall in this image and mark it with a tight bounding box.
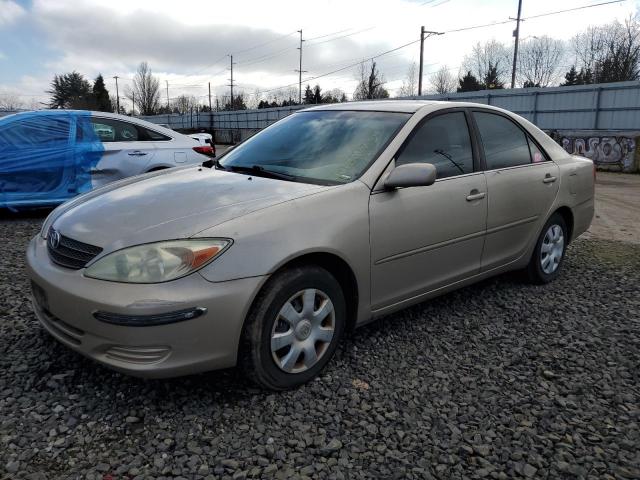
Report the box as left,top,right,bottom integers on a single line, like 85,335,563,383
555,131,640,173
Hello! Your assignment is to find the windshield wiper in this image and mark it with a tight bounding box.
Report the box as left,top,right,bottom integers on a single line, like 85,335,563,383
434,149,465,174
225,164,298,182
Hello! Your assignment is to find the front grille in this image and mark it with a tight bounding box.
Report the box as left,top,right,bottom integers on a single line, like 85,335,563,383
47,227,103,269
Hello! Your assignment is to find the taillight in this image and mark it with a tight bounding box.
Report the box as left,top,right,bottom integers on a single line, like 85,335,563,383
193,145,214,157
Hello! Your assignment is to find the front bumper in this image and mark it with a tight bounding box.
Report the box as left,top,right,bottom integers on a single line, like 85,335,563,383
26,235,266,378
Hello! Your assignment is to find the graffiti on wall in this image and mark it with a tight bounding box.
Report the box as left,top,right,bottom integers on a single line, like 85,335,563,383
561,136,636,172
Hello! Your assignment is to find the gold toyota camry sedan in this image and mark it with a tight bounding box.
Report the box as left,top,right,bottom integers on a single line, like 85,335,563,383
27,101,595,389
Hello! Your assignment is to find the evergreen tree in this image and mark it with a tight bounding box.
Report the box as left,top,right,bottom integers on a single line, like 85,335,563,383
483,63,504,89
313,85,322,104
303,85,314,104
577,68,594,85
92,74,112,112
47,72,93,109
561,66,580,86
457,71,482,92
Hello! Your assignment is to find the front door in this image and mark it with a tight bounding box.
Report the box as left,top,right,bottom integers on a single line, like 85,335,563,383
369,110,487,310
472,110,560,271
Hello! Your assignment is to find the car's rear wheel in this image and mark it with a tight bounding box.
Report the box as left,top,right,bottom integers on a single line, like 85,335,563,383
240,266,346,390
526,213,568,284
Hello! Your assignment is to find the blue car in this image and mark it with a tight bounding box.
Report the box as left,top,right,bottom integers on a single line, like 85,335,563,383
0,110,210,209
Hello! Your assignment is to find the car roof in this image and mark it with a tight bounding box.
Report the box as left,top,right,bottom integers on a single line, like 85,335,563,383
1,109,183,135
301,99,517,113
301,100,442,113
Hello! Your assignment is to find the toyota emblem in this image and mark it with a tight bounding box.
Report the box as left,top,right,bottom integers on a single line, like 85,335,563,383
48,229,61,250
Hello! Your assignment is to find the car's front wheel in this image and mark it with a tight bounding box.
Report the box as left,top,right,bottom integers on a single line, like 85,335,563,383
526,213,568,284
240,265,346,390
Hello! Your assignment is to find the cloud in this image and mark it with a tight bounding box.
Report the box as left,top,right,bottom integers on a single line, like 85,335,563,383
0,0,26,26
4,0,638,103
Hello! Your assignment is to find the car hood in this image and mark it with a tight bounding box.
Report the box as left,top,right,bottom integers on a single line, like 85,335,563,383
54,166,329,251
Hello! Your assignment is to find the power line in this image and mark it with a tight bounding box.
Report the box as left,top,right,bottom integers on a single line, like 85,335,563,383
255,38,423,96
523,0,626,20
232,30,298,56
306,27,376,46
305,27,354,42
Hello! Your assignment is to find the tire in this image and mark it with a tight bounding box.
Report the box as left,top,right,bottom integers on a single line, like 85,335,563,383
526,213,568,284
240,265,346,390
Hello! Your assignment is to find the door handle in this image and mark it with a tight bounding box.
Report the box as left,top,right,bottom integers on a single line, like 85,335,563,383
466,190,486,201
127,151,148,156
543,173,557,183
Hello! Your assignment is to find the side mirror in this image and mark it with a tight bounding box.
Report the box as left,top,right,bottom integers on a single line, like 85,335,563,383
384,163,437,189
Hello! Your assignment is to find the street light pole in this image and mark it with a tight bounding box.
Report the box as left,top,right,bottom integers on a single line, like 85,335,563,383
112,75,120,113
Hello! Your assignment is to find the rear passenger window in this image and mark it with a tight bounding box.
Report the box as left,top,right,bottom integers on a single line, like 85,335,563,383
91,118,139,142
88,118,171,143
474,112,531,170
529,139,547,163
144,127,171,141
396,112,474,179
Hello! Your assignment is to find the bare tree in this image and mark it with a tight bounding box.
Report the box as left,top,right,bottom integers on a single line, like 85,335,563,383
398,62,418,97
463,40,511,87
571,17,640,83
125,62,161,115
0,94,24,111
353,60,389,100
572,26,607,78
172,94,198,114
517,36,565,87
247,88,262,109
429,66,457,94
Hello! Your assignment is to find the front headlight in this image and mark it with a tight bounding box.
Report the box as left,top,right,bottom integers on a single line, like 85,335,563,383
85,239,231,283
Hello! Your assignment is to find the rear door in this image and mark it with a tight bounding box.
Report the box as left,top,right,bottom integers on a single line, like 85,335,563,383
0,114,73,205
472,110,560,271
88,117,156,188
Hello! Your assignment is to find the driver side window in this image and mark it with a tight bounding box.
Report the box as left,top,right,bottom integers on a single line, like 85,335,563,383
396,112,474,179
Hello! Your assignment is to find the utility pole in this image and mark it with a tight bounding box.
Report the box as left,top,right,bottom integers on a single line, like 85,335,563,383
228,55,236,110
112,76,120,113
418,27,443,96
295,30,306,104
165,80,170,111
510,0,524,89
208,82,213,131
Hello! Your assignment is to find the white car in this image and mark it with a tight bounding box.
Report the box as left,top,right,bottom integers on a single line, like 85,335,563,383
158,124,215,153
0,110,213,208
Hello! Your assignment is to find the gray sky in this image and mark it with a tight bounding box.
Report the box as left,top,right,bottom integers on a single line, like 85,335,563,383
0,0,638,108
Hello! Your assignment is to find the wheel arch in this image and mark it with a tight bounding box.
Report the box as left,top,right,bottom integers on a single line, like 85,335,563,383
254,251,360,332
553,205,574,242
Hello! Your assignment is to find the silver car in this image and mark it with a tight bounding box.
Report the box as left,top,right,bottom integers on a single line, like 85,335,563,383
27,101,595,389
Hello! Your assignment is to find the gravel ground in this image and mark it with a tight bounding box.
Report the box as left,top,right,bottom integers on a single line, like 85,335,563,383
1,215,639,480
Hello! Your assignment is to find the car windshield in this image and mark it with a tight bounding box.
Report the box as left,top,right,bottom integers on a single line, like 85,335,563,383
218,110,410,185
